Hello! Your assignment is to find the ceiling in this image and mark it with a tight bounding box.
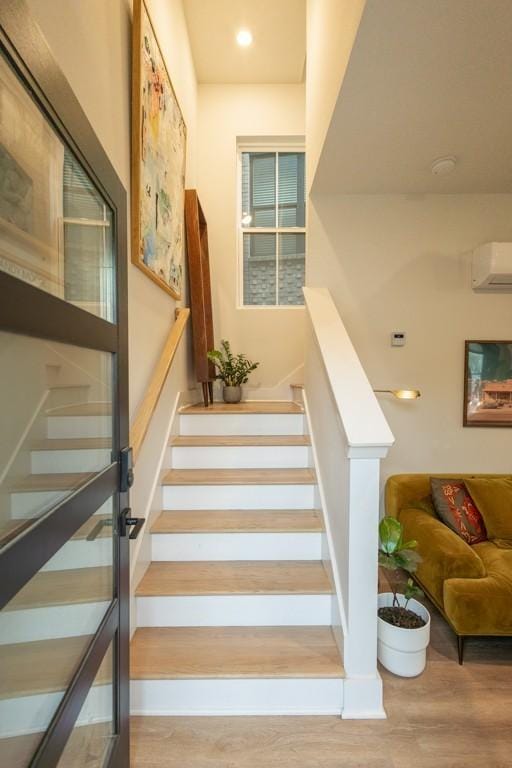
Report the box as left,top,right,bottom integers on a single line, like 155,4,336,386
183,0,306,84
314,0,512,194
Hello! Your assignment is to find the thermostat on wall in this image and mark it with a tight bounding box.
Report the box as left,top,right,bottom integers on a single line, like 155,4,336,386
391,331,406,347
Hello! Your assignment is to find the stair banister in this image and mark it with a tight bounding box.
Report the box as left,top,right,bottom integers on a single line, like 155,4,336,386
130,307,190,464
303,286,394,719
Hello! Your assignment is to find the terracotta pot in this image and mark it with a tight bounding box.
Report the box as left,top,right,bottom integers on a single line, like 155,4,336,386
223,385,242,404
377,592,430,677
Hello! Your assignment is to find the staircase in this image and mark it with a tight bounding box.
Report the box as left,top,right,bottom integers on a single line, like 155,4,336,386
0,399,114,761
130,401,344,716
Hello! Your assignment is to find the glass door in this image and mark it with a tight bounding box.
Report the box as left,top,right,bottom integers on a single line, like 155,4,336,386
0,3,130,766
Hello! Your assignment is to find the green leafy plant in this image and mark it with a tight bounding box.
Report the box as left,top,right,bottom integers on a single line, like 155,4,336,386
207,340,259,387
379,516,423,610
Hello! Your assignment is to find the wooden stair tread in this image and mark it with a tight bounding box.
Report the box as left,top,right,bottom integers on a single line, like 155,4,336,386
135,561,332,596
10,472,95,492
74,514,112,540
47,402,111,417
130,627,344,680
170,435,310,447
0,635,111,699
151,510,323,534
180,401,303,415
31,437,111,451
162,468,316,486
6,566,112,611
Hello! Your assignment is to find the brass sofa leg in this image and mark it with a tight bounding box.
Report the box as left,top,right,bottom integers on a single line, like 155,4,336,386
457,636,465,665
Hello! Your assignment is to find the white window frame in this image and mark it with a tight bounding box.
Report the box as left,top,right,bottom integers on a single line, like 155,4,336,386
236,141,306,309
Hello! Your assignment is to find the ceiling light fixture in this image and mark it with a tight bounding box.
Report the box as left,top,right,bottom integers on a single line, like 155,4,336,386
236,29,253,47
374,389,421,400
431,156,457,176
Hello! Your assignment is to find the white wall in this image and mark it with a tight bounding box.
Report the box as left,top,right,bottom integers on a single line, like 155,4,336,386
27,0,197,417
306,0,365,190
308,193,512,485
197,84,306,396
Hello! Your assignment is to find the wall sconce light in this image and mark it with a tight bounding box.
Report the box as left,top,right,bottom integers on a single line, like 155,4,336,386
374,389,421,400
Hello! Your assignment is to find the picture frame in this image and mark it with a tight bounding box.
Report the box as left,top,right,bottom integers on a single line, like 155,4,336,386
131,0,187,300
464,340,512,427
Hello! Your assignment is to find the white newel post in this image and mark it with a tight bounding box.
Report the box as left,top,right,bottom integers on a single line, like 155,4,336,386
342,448,389,719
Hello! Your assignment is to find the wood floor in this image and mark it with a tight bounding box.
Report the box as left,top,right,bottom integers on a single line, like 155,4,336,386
130,594,512,768
135,561,333,596
131,627,344,680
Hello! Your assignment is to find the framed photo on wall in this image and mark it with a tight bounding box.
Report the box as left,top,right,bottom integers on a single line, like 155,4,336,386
131,0,186,299
464,340,512,427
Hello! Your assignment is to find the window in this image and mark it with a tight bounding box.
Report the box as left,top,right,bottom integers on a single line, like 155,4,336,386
239,146,305,306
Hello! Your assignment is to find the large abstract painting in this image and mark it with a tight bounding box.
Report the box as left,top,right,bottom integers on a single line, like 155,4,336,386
131,0,186,299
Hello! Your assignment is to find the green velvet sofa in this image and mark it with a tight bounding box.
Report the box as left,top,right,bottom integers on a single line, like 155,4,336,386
385,473,512,663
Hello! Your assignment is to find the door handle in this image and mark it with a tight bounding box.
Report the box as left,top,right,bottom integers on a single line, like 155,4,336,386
120,507,145,540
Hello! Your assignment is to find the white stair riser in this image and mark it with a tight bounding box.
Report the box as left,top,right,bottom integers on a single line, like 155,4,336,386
130,678,343,716
0,601,110,645
41,539,112,571
179,413,304,436
31,448,111,474
46,415,111,439
163,483,316,510
136,594,332,627
10,490,67,519
0,684,112,738
151,532,322,561
170,445,310,469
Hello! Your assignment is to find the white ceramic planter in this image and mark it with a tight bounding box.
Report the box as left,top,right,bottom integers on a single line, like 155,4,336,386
377,592,431,677
223,385,242,404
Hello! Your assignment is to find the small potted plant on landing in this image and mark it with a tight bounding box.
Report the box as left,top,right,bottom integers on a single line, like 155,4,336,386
377,516,431,677
207,340,259,404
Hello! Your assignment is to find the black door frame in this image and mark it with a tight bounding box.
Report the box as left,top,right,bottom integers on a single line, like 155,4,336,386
0,1,130,765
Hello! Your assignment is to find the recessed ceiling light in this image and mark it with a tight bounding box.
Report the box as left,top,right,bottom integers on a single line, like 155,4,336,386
431,156,457,176
236,29,253,47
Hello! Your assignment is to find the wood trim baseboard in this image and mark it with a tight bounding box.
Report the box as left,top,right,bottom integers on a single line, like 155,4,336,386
130,308,190,463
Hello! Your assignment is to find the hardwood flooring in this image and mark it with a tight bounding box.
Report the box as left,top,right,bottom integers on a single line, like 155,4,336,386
180,402,304,414
6,565,112,610
162,468,316,486
151,509,323,533
135,561,333,596
131,627,344,680
130,594,512,768
170,435,310,446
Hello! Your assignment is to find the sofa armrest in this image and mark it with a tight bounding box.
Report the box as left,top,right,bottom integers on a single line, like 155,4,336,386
399,507,486,607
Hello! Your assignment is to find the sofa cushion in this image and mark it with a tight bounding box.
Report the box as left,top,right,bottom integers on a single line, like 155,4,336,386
408,495,436,518
430,478,487,545
399,507,486,607
444,541,512,635
464,477,512,541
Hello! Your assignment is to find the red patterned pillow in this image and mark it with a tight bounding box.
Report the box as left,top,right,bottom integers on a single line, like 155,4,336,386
430,478,487,545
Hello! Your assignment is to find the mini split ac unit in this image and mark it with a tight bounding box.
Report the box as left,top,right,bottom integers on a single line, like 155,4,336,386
472,242,512,292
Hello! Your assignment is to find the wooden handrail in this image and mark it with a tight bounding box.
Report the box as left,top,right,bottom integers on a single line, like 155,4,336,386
130,307,190,463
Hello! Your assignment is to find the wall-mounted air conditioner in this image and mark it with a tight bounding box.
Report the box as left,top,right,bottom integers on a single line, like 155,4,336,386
472,242,512,292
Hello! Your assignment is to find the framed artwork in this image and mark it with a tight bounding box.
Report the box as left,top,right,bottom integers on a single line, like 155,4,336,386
131,0,186,299
464,341,512,427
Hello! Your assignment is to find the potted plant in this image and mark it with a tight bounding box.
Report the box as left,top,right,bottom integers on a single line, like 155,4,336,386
377,516,431,677
207,340,259,404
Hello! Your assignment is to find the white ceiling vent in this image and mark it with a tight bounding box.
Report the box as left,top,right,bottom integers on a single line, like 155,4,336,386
472,243,512,292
